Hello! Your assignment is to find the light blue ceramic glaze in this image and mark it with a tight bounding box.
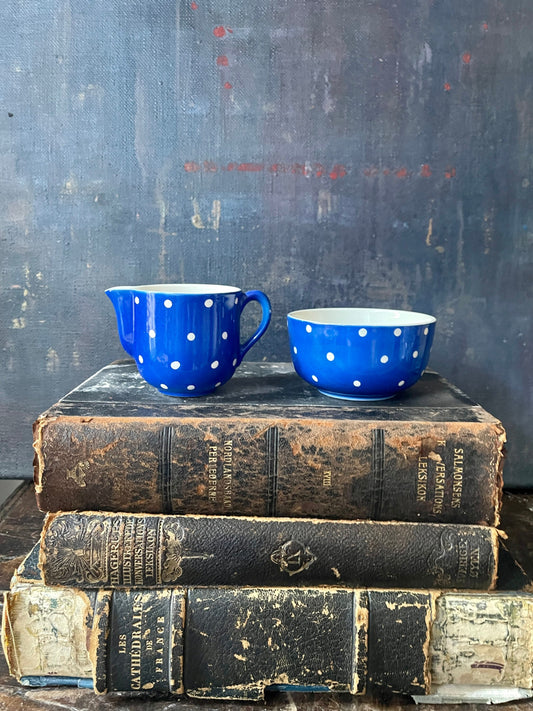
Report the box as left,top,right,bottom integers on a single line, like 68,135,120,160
107,284,271,396
287,307,436,400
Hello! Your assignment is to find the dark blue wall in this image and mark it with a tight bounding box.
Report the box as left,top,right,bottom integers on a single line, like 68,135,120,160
1,0,532,486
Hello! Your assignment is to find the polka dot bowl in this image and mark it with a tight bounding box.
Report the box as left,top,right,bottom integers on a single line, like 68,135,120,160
287,307,436,400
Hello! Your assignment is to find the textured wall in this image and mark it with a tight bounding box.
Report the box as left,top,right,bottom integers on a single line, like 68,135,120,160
1,0,532,486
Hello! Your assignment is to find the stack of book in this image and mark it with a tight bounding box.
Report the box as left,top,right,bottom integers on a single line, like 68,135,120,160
2,360,533,703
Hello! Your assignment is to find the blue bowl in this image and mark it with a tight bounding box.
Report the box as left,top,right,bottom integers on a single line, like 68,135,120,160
287,307,436,400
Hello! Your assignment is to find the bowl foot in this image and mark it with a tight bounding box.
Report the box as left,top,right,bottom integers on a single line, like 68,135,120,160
156,388,216,397
317,388,395,401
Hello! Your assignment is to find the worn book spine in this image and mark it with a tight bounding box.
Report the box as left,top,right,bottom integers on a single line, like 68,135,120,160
4,583,533,699
33,416,505,524
39,511,499,590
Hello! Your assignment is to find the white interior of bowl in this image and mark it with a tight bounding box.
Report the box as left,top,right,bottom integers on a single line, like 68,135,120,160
107,284,240,294
288,307,436,326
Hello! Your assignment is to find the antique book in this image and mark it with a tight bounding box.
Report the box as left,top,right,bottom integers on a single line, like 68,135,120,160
2,544,532,700
38,510,498,590
34,360,505,524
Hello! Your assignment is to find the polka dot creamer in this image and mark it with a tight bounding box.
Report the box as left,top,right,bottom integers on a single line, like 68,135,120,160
106,284,271,396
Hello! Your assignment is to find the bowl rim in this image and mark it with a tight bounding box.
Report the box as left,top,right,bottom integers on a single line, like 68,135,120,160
287,307,436,327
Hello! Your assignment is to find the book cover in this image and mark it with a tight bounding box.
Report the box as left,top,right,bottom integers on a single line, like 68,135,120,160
34,361,505,524
38,510,499,590
3,545,532,700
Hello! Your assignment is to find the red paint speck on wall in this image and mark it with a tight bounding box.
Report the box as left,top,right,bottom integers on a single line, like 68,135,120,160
292,164,307,176
445,167,457,179
213,26,226,37
444,82,451,91
191,1,198,9
223,81,233,89
237,163,263,172
420,164,432,178
329,165,347,180
395,167,408,178
462,52,472,64
217,55,229,66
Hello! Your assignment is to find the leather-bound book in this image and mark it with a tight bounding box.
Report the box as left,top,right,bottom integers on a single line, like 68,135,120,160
38,510,498,590
2,542,532,700
34,361,505,524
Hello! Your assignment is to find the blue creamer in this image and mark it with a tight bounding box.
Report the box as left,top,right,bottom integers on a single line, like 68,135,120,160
106,283,271,396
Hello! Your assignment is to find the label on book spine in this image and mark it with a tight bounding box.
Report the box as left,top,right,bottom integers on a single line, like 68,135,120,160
94,589,184,694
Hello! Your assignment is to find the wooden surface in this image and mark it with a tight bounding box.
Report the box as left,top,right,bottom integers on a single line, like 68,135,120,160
498,492,533,584
1,1,533,489
1,484,533,708
1,670,525,711
0,677,531,711
0,483,44,586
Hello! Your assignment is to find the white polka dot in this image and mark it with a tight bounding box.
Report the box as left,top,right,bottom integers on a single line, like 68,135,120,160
293,346,297,354
187,384,195,391
311,375,318,382
353,380,361,387
160,383,168,390
134,296,140,304
380,355,389,363
171,361,180,370
222,331,228,339
215,382,222,387
149,329,156,338
424,327,429,335
187,332,195,341
358,328,367,337
164,299,172,308
413,350,419,358
138,355,143,364
398,380,405,387
306,324,312,333
326,352,335,361
232,358,237,367
211,360,219,369
204,298,213,308
394,328,402,336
